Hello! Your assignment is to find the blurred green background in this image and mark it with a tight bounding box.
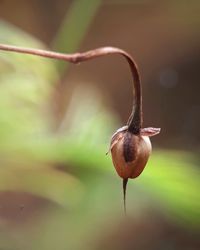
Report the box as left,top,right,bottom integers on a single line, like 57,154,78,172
0,1,199,249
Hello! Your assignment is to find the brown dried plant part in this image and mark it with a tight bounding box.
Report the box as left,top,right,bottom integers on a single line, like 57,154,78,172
0,43,160,213
110,127,161,179
109,127,160,214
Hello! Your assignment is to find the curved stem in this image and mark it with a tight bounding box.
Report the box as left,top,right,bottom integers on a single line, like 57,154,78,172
0,43,142,133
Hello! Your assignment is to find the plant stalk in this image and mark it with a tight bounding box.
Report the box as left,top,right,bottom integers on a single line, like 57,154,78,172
0,43,142,133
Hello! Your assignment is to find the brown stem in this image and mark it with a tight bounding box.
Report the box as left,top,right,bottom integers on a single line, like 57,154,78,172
0,43,142,133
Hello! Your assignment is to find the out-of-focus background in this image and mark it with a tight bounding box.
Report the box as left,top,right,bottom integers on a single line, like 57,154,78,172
0,0,199,249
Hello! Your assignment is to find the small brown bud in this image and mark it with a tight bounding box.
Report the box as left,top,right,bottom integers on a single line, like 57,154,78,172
110,126,160,179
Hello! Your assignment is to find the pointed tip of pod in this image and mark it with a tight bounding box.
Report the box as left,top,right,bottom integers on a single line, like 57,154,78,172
123,178,128,214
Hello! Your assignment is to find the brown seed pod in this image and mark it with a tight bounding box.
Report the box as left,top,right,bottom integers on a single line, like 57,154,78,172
109,127,160,214
110,126,160,179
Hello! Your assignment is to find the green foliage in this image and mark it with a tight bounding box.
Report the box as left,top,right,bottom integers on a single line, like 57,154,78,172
52,0,102,72
0,20,80,206
141,151,200,226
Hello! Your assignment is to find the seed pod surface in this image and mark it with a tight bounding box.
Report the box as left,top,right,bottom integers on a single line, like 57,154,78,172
110,130,152,179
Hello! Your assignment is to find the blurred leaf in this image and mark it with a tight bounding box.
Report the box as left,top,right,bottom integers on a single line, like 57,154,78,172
0,166,83,207
52,0,102,72
140,150,200,227
0,21,85,206
0,20,58,82
0,20,58,145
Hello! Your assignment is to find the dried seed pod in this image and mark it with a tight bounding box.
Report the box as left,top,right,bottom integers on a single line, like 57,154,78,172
110,126,160,179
